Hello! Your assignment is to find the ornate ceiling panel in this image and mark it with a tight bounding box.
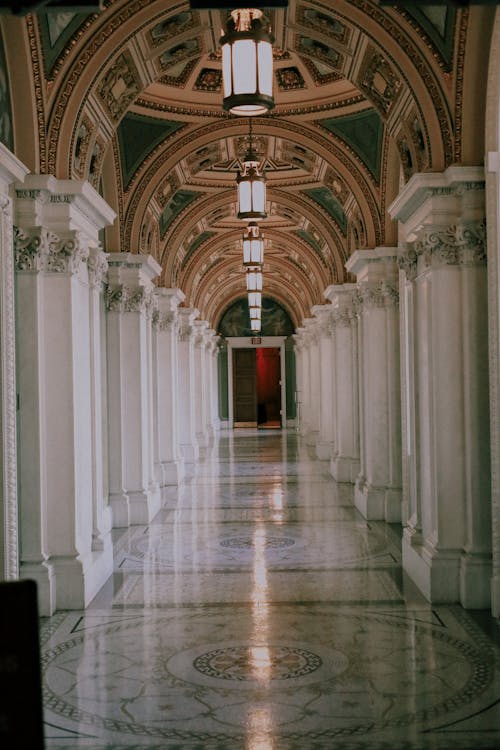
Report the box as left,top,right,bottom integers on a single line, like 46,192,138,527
0,0,474,332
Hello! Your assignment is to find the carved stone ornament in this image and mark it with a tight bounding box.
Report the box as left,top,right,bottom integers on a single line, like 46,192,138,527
14,227,89,274
178,322,193,342
87,249,109,288
417,221,487,268
398,246,418,281
159,311,177,331
1,193,19,578
356,282,399,309
105,284,154,314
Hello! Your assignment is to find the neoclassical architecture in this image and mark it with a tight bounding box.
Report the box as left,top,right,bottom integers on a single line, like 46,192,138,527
0,1,500,622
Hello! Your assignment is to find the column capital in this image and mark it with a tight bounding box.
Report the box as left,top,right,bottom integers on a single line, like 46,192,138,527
14,226,90,275
388,166,484,243
355,281,399,310
193,319,209,348
178,307,199,341
345,247,399,283
106,252,161,283
312,304,335,335
15,174,115,243
88,246,108,288
105,284,155,314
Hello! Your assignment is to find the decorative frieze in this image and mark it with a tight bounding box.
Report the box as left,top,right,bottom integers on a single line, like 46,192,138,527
14,227,89,274
105,284,155,314
356,281,399,310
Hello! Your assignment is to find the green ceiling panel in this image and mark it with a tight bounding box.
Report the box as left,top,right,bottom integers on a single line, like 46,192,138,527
0,31,13,151
404,7,456,71
159,189,200,238
38,12,91,77
118,113,185,189
319,109,384,182
304,187,347,235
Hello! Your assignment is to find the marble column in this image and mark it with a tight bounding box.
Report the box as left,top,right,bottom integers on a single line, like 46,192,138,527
325,284,360,483
0,144,27,581
14,175,115,613
302,318,320,446
292,330,307,436
106,253,161,527
346,249,402,522
208,333,221,434
193,319,210,450
154,288,185,486
312,305,335,461
177,308,200,464
389,166,491,607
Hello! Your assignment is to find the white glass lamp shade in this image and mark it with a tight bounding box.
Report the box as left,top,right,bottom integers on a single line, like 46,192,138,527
243,223,264,266
250,318,261,332
220,10,274,116
249,306,261,321
246,269,263,293
237,166,266,220
248,291,262,308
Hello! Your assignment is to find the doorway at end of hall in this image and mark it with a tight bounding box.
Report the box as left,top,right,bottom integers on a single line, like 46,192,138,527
233,347,282,428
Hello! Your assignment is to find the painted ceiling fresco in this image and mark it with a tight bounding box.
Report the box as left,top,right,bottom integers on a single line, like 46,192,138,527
1,0,474,331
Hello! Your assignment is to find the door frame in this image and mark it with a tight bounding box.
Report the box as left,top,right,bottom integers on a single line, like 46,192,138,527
226,337,286,428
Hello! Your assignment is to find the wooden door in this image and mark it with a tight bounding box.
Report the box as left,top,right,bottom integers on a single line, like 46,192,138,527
256,347,281,426
233,349,257,426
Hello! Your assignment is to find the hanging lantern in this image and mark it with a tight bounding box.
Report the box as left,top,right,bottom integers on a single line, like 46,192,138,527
237,120,266,220
248,291,262,308
246,268,263,293
249,306,261,321
243,222,264,266
220,8,274,116
250,318,261,332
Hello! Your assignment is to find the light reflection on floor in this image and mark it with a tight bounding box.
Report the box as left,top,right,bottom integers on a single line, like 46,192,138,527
41,430,500,749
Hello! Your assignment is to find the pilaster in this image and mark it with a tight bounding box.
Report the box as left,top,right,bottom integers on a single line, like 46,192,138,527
302,318,320,446
193,319,210,450
312,304,335,461
106,252,162,527
389,166,491,607
324,284,360,483
0,145,27,582
154,288,185,486
15,175,115,613
346,248,402,522
177,308,200,464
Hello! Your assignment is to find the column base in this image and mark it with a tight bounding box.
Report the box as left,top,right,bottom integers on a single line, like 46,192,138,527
196,431,210,448
128,487,161,524
316,440,333,461
109,490,130,528
492,574,500,618
460,553,492,609
402,531,460,602
19,560,56,616
162,459,185,485
305,429,318,446
181,442,200,463
330,455,359,483
51,541,113,610
354,478,402,522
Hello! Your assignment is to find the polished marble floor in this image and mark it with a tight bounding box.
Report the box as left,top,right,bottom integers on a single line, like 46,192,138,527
41,430,500,749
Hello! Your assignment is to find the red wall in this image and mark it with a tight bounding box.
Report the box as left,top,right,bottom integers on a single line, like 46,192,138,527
256,348,280,421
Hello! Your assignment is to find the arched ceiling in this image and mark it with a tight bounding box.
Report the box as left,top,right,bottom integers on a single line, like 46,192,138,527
1,0,474,330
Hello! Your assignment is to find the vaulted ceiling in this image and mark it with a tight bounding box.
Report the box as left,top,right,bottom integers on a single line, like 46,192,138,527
0,0,492,330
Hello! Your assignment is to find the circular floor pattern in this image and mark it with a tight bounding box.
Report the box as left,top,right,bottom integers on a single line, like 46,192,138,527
42,610,496,740
220,536,295,549
192,645,321,681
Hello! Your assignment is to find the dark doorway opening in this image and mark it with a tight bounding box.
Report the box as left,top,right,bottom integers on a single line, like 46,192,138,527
256,347,281,428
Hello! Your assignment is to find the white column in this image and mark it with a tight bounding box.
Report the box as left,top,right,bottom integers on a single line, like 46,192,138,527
389,166,491,607
106,253,161,527
293,329,307,436
177,308,200,464
154,288,185,486
193,319,209,449
208,333,221,433
15,175,115,614
302,318,320,446
325,284,360,483
292,333,304,434
0,145,27,581
312,304,335,460
347,248,402,522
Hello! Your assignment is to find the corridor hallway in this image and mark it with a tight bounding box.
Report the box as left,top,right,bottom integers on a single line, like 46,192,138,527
41,431,500,750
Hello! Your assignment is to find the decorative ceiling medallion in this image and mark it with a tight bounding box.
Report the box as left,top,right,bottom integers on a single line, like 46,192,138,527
149,11,196,47
159,38,201,70
357,45,402,116
159,59,198,88
195,68,222,92
296,35,343,70
98,52,140,121
276,66,305,91
297,5,350,45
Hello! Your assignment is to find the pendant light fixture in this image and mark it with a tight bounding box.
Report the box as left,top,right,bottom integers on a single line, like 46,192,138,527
248,291,262,308
220,8,275,116
246,267,263,294
237,119,266,221
242,222,264,266
249,305,261,321
250,318,261,332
